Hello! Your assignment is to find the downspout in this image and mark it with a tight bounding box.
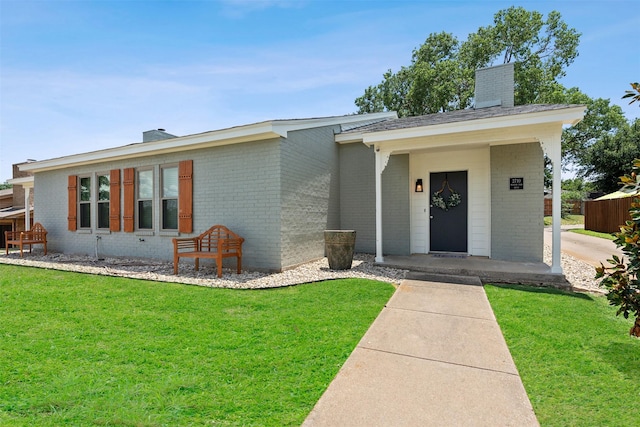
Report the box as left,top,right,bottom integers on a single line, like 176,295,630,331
95,235,101,259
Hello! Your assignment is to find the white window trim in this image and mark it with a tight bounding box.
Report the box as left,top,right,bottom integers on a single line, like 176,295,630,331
96,172,111,230
136,167,155,231
78,175,92,229
160,164,179,231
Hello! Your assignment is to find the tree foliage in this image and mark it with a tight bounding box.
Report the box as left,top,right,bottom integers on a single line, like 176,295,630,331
596,159,640,337
543,86,629,166
355,6,581,116
622,82,640,105
580,119,640,194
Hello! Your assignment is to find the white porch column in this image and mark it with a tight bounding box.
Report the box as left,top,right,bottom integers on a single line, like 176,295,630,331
24,186,31,231
374,147,391,263
540,134,563,274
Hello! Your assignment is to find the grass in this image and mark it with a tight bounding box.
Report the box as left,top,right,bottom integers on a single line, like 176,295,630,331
569,228,617,240
485,284,639,427
0,265,395,426
543,214,584,226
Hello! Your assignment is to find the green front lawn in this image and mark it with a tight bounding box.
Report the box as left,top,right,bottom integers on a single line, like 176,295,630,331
569,228,617,240
543,214,584,226
0,265,394,426
5,264,638,426
486,284,639,427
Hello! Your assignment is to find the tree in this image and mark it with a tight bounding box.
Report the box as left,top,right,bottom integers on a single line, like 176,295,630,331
355,6,581,116
0,182,12,190
623,82,640,105
561,177,595,196
581,119,640,194
356,32,472,116
541,86,628,167
596,159,640,337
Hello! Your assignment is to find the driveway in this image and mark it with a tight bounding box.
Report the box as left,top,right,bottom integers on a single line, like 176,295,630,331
543,225,623,267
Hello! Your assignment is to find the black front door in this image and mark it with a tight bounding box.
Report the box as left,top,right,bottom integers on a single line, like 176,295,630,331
430,171,467,252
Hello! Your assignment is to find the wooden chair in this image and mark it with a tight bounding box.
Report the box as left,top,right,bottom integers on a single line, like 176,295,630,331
5,222,48,257
173,225,244,278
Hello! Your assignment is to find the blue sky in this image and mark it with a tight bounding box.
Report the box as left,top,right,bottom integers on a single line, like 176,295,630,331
1,0,638,182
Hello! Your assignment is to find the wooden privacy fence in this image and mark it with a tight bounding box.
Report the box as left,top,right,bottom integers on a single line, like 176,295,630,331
584,197,635,233
544,199,582,216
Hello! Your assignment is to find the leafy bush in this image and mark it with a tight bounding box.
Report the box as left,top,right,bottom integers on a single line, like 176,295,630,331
596,159,640,337
561,192,582,218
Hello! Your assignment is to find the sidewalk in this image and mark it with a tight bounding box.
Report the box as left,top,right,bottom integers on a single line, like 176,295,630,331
543,225,622,267
303,279,538,426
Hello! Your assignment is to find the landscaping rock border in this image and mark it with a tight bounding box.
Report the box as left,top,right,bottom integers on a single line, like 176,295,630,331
1,245,603,293
0,252,408,289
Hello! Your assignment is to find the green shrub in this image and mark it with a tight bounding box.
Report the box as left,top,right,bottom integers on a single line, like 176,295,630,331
596,159,640,337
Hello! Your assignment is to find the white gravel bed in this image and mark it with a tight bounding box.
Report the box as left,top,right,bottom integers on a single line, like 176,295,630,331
1,247,605,293
0,251,408,289
543,244,604,294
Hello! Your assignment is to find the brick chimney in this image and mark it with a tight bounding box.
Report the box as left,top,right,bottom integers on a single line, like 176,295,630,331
143,129,177,142
474,63,514,108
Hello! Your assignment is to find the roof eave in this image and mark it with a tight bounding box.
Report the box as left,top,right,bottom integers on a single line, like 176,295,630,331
20,112,398,174
20,124,285,174
7,176,35,187
336,105,586,146
362,105,586,146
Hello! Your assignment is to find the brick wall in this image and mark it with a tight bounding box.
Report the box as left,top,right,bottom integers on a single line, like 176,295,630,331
382,154,410,254
279,126,341,269
339,143,410,255
33,131,412,270
34,140,283,271
12,162,33,208
339,143,376,252
490,142,544,262
475,63,514,108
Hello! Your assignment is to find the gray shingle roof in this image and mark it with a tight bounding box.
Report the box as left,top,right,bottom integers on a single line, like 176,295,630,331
341,104,583,134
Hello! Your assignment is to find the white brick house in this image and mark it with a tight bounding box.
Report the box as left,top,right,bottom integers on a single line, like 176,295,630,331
19,65,584,273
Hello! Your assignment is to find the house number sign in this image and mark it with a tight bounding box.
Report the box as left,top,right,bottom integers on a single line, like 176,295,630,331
510,177,524,190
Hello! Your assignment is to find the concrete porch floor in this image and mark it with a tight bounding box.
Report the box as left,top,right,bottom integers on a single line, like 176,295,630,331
377,254,569,286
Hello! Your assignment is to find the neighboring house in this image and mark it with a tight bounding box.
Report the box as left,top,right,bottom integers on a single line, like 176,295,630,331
19,64,585,274
0,163,35,248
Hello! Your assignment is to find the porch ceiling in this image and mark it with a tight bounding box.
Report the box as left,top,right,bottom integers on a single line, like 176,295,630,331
362,122,558,153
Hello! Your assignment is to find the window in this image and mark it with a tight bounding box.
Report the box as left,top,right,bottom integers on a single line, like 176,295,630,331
79,176,91,228
97,173,110,229
121,161,191,234
70,171,119,232
137,169,153,229
161,166,178,230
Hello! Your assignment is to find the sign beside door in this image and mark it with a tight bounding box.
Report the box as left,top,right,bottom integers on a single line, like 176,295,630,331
510,177,524,190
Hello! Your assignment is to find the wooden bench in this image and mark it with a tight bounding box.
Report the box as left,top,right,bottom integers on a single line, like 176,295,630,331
173,225,244,278
5,222,48,257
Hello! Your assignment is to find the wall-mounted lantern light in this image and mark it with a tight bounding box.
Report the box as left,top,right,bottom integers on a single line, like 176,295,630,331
415,178,423,193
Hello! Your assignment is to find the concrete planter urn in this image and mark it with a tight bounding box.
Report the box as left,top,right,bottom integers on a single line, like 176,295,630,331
324,230,356,270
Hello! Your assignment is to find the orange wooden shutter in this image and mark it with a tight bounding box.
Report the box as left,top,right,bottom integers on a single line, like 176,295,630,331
123,168,135,232
109,169,121,232
68,175,77,231
178,160,193,233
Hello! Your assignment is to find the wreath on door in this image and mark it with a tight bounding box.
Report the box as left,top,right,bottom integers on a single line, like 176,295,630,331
431,177,461,211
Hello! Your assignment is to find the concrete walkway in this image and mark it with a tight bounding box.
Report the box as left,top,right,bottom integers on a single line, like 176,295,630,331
303,279,538,426
543,225,622,267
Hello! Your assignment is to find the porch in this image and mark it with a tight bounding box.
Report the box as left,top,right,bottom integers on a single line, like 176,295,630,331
377,254,569,287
